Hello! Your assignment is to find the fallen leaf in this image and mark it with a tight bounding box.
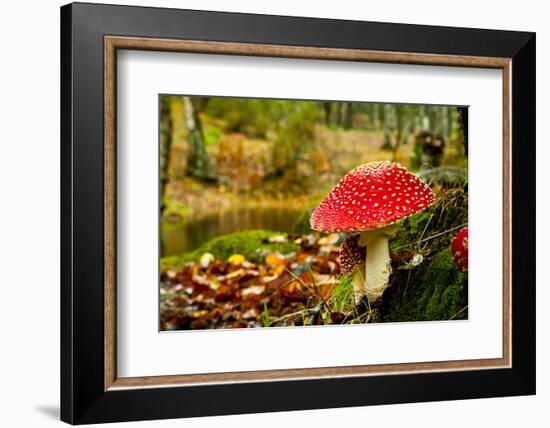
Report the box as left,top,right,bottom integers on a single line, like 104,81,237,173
270,264,286,277
231,321,247,328
223,268,245,280
281,280,302,297
327,261,337,273
200,252,215,268
265,252,287,266
261,275,279,283
268,235,287,243
241,285,266,297
242,260,256,269
318,284,335,300
227,254,246,265
242,308,259,319
191,309,209,318
192,274,210,286
314,274,337,285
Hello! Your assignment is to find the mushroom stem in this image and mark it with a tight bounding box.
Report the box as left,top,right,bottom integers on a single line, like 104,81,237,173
351,265,366,304
359,225,397,302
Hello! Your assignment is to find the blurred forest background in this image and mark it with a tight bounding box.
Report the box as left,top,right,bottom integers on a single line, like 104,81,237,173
160,95,467,258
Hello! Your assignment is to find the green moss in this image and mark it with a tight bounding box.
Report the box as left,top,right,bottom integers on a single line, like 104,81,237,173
438,280,467,319
390,186,468,258
383,248,467,322
331,275,355,313
403,211,433,238
160,230,299,269
382,183,469,323
389,212,432,253
422,248,458,287
201,230,298,262
416,166,468,188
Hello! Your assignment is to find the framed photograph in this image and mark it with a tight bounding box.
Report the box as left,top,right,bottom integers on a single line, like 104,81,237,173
61,2,535,424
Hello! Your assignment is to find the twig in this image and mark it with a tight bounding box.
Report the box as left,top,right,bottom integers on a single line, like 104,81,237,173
353,309,372,324
449,305,468,320
269,309,309,325
283,266,318,296
418,223,467,244
402,269,413,302
416,213,434,250
437,199,448,224
283,266,333,314
393,223,467,251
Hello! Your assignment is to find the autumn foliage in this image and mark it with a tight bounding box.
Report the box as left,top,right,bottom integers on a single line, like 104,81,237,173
160,233,346,330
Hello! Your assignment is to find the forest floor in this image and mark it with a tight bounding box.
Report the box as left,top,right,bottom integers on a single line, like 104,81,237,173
160,231,342,330
160,181,469,330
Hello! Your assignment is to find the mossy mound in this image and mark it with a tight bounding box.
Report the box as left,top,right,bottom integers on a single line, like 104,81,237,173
381,184,468,322
390,188,468,255
383,248,467,322
416,166,467,188
161,229,299,270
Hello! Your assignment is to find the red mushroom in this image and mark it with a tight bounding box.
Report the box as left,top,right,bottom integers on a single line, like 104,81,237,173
311,161,435,302
451,227,468,272
337,234,366,302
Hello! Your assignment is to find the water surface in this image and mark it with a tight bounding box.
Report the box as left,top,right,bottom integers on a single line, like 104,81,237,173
161,205,304,257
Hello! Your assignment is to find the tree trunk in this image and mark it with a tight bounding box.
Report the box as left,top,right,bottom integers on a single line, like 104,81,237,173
415,105,426,132
335,102,343,127
371,104,380,130
159,97,173,212
183,96,212,180
343,102,353,129
323,102,332,125
393,105,404,160
458,107,468,157
381,104,394,150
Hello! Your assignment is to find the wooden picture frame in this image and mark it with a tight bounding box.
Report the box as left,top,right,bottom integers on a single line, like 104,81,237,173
61,2,535,424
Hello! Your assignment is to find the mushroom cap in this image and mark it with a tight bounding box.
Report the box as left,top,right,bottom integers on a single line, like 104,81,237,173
310,161,435,233
337,234,366,278
451,227,468,272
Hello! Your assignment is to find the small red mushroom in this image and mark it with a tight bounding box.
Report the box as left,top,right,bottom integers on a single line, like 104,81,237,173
337,234,366,302
311,161,435,303
338,234,366,277
451,227,468,272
